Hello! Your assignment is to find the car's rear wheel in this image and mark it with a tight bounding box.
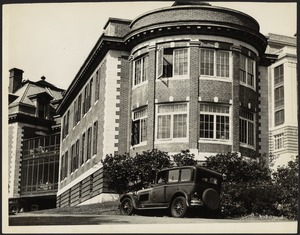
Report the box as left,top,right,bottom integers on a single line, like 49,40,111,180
170,196,187,218
120,198,134,216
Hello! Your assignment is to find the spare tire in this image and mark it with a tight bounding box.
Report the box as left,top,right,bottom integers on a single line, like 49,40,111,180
202,188,220,210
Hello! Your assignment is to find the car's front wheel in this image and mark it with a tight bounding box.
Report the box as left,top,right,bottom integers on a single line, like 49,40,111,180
120,198,134,216
170,196,187,218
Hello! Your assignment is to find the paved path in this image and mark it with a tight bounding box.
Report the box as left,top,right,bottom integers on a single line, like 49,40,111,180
6,213,297,234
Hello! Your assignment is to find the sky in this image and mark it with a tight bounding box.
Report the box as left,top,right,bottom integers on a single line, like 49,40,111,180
3,1,297,90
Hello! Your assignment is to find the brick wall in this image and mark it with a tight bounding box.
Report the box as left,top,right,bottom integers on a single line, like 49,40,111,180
131,7,259,32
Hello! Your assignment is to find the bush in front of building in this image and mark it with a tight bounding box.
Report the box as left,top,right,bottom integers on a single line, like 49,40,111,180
272,156,298,220
102,149,196,194
205,152,298,220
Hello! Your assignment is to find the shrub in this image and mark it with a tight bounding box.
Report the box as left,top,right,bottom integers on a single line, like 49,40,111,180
172,149,197,166
102,149,172,194
272,157,298,219
205,152,274,217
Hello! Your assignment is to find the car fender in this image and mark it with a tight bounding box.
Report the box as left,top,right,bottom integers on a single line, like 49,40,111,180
119,193,139,209
169,190,190,207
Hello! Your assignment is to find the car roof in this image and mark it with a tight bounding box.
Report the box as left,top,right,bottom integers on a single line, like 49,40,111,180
159,165,223,178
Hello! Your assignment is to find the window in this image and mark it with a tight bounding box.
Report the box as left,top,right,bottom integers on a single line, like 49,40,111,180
60,154,64,181
274,64,284,85
156,171,167,184
37,101,49,119
180,169,192,182
240,54,255,87
77,94,82,121
168,169,179,183
73,99,77,127
93,121,98,155
71,141,79,173
95,70,100,101
80,133,85,165
274,65,284,126
83,79,92,114
157,48,188,78
87,127,92,160
157,103,188,140
132,108,147,145
199,104,230,140
89,78,93,107
200,49,230,78
71,144,75,173
64,151,68,178
62,110,70,139
134,55,148,86
275,86,284,108
239,110,255,146
275,110,284,126
274,133,284,150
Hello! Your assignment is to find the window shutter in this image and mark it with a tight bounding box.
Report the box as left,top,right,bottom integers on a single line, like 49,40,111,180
157,47,164,79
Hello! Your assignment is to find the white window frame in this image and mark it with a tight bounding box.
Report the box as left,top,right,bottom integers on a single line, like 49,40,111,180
132,108,147,146
156,47,189,79
239,109,255,149
156,103,189,142
133,55,149,87
200,49,231,80
274,133,284,151
239,54,256,90
199,104,231,142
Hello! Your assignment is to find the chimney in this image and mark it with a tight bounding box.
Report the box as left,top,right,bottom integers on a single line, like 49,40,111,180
9,68,24,93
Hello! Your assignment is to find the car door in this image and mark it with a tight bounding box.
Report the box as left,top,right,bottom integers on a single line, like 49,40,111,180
150,170,167,203
165,169,180,201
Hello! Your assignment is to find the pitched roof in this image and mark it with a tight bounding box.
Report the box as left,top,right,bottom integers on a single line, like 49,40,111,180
9,79,64,110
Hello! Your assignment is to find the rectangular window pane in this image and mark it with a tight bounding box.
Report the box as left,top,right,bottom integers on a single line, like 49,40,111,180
200,49,214,76
174,49,188,76
173,114,187,138
216,115,229,139
157,115,171,139
200,114,214,138
142,56,148,82
93,122,98,155
140,118,147,142
247,59,254,86
240,55,246,83
168,170,179,183
134,59,142,85
163,49,173,78
275,109,284,126
274,64,284,85
275,86,284,108
216,51,229,77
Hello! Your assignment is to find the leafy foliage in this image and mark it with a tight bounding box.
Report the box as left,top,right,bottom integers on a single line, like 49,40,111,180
205,152,271,183
172,149,197,167
205,152,298,219
102,149,172,194
272,157,298,219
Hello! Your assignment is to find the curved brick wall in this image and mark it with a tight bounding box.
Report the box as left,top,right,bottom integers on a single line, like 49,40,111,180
130,6,259,32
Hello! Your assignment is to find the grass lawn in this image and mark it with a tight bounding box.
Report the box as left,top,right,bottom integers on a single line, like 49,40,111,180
31,200,120,215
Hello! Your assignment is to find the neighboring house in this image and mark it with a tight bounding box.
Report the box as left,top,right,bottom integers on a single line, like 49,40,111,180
8,68,64,212
56,1,282,208
266,34,298,168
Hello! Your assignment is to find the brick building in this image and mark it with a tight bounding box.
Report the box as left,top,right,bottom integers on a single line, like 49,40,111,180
56,2,295,207
8,68,64,212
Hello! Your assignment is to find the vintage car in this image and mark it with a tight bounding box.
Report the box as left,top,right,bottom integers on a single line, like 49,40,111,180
119,165,223,218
